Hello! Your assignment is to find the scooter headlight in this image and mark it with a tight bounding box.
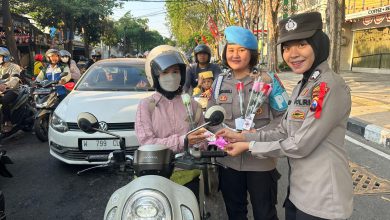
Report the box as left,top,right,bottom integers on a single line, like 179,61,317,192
122,190,171,220
50,113,69,132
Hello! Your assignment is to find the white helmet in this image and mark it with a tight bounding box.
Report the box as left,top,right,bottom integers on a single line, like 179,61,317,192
145,45,188,88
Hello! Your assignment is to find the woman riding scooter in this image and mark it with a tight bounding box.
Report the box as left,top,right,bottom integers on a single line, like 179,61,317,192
135,45,208,200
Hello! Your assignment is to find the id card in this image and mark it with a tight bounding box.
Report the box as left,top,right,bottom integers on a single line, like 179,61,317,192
235,117,245,131
243,114,255,130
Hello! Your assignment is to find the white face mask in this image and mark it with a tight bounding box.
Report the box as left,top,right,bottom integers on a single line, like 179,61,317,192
61,57,69,63
158,73,181,92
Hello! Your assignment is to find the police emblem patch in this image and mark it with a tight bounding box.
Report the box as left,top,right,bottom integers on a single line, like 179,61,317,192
256,107,262,115
219,95,228,101
285,19,298,31
291,110,305,120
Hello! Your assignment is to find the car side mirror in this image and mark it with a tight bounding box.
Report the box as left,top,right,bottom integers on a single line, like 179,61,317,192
77,112,99,134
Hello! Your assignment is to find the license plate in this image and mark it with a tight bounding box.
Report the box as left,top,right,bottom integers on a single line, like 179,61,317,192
81,139,122,151
33,88,52,95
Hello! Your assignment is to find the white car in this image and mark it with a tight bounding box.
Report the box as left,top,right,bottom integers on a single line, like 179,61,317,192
49,58,153,164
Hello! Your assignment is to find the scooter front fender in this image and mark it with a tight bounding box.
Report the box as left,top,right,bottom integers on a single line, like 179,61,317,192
104,175,200,220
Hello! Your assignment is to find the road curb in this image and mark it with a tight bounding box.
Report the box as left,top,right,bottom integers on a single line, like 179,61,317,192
347,117,390,149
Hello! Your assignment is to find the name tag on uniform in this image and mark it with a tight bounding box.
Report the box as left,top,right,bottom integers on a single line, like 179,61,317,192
220,89,232,93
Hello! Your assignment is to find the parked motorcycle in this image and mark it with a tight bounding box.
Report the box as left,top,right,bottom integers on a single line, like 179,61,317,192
0,77,35,140
76,106,227,220
33,80,75,142
0,150,13,219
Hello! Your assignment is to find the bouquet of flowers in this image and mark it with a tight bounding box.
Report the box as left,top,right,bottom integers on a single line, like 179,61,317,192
243,78,272,130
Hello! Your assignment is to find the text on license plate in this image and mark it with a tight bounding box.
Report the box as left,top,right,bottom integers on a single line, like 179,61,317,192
81,139,121,150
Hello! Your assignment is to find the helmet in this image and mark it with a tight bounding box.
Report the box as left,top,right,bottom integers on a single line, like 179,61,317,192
194,44,211,63
0,47,11,63
34,54,43,62
145,45,188,89
59,50,71,58
45,49,60,63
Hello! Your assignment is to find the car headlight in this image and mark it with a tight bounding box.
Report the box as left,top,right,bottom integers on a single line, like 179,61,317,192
105,207,117,220
50,113,68,132
122,190,171,220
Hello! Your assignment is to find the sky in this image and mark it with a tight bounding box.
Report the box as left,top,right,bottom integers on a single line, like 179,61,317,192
112,1,170,38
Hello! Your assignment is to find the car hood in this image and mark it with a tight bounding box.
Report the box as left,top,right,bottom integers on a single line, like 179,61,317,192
55,91,154,123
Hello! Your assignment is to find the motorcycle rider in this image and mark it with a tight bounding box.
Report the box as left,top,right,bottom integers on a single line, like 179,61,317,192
183,44,221,94
59,49,81,82
36,49,71,100
0,47,22,132
135,45,208,200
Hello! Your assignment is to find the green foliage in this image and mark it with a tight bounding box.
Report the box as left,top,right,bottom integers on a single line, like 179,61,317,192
166,0,213,49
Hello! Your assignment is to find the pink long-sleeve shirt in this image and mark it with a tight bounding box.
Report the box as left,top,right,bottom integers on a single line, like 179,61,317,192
135,92,203,153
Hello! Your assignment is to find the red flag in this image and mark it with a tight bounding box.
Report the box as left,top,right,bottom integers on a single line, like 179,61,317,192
207,15,219,39
202,35,208,44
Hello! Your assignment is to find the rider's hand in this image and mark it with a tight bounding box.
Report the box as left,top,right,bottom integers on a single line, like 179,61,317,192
59,79,66,85
188,128,208,145
197,76,203,88
215,128,246,143
0,84,7,92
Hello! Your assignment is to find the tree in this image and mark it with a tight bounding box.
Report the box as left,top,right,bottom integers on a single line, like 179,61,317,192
166,0,212,49
1,0,20,64
265,0,282,72
326,0,345,73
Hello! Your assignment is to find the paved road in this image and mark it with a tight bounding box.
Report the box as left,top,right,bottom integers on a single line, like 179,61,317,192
1,131,389,219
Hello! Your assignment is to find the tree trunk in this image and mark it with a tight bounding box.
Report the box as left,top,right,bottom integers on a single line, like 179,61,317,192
83,28,90,58
2,0,20,64
265,0,281,72
327,0,345,74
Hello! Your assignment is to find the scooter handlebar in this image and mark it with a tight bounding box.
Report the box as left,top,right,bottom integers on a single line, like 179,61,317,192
200,150,227,158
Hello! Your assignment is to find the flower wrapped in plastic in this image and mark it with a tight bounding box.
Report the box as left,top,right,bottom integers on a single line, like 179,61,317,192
243,79,272,130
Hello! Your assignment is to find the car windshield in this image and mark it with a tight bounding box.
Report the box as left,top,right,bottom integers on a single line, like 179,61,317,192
75,62,153,91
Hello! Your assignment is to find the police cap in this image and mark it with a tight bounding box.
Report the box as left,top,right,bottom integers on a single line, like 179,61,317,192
277,12,323,45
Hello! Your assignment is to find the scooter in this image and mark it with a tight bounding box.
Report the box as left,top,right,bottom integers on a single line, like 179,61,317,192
0,76,35,140
33,79,75,142
76,106,227,220
0,150,13,219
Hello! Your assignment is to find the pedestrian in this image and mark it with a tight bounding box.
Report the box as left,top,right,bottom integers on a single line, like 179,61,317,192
33,54,44,76
59,50,81,82
207,26,288,220
135,45,207,200
216,12,353,220
0,47,22,132
183,44,221,94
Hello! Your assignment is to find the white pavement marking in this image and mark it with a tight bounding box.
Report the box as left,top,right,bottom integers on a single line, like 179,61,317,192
346,135,390,160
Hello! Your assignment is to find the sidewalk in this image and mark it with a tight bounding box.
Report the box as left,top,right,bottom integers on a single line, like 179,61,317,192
278,70,390,149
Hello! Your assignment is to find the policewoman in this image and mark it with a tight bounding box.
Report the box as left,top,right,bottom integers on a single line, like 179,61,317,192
216,12,353,220
207,26,287,220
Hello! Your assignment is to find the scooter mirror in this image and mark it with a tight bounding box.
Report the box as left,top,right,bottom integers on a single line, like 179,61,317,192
77,112,99,134
204,105,226,126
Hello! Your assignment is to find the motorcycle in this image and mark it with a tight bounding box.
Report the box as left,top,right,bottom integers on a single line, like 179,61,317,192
0,150,13,219
0,75,35,140
76,106,227,220
33,79,75,142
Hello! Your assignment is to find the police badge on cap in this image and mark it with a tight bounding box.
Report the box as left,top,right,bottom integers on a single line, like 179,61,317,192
277,12,323,45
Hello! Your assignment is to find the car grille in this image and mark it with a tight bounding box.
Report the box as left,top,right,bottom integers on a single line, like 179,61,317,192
67,122,135,130
50,142,137,161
